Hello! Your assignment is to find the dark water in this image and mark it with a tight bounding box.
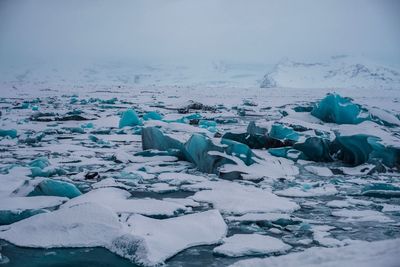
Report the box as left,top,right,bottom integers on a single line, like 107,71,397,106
0,243,136,267
0,242,243,267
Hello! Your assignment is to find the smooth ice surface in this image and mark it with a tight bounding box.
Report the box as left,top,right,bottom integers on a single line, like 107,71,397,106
231,238,400,267
0,196,67,210
214,234,291,257
275,184,337,197
62,187,188,216
0,203,124,248
124,210,227,266
189,181,299,214
304,166,333,177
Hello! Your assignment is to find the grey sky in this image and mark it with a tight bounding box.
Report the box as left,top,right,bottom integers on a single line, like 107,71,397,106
0,0,399,66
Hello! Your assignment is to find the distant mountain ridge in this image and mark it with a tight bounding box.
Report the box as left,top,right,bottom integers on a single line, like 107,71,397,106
260,56,400,89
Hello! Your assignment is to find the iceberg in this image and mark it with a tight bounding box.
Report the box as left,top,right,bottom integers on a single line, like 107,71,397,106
269,124,300,142
311,94,364,124
62,187,188,216
29,157,50,169
189,181,299,214
213,234,291,257
0,196,67,224
141,127,187,160
0,129,17,138
221,138,256,166
230,238,400,267
0,202,125,248
30,167,67,178
184,134,235,173
119,109,142,128
27,179,82,198
294,137,332,162
143,111,163,121
119,210,227,266
334,135,399,167
222,131,293,149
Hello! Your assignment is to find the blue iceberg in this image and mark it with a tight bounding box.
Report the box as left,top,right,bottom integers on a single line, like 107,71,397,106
311,94,364,124
28,179,82,198
334,134,399,167
0,209,47,225
294,137,332,162
119,109,142,128
184,134,235,173
269,124,300,142
143,111,163,121
0,129,17,138
141,127,187,160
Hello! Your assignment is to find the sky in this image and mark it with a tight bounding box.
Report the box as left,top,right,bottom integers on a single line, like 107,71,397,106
0,0,399,66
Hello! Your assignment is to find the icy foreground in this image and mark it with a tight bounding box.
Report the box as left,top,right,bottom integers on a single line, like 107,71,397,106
0,84,399,266
231,238,400,267
0,203,227,266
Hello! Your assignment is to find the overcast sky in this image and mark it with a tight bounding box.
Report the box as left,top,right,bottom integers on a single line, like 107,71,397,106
0,0,399,66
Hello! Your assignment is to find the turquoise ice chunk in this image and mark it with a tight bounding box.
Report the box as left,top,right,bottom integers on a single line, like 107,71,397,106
30,167,66,178
269,124,300,141
199,120,218,133
335,134,399,167
199,120,217,128
221,138,256,166
29,157,50,169
99,98,117,104
171,113,202,124
141,127,187,160
88,135,111,146
28,179,82,198
268,147,306,161
20,102,30,109
69,97,78,104
81,122,94,129
0,129,17,138
185,134,235,173
119,109,142,128
268,147,290,158
294,137,332,162
311,93,364,124
143,111,163,121
0,209,47,225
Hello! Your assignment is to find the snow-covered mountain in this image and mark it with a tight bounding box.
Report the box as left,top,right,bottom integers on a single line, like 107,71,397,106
260,56,400,89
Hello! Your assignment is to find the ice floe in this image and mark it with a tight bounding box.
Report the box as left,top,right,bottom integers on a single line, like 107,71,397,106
213,234,291,257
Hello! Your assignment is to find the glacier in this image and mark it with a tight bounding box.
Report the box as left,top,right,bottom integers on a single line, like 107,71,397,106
0,75,399,266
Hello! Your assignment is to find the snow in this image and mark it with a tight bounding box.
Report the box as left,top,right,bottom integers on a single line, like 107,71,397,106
213,234,291,257
62,187,189,216
157,172,209,185
189,181,299,214
230,238,400,267
123,210,227,266
0,202,124,248
331,209,394,223
304,166,333,177
0,196,68,211
261,56,400,89
275,184,337,198
382,204,400,212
